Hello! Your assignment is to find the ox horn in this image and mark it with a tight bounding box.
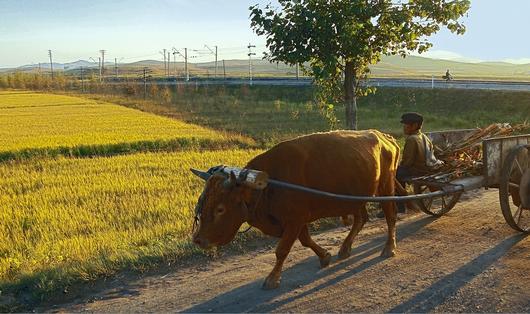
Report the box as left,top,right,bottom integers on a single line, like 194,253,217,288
190,168,211,181
223,171,238,189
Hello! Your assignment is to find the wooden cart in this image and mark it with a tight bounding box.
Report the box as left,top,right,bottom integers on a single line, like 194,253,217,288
412,130,530,233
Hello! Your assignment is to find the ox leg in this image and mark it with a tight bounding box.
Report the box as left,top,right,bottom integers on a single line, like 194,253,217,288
298,224,331,268
381,201,397,257
263,224,301,290
338,208,367,260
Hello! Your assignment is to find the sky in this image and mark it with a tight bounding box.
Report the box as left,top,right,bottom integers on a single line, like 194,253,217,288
0,0,529,68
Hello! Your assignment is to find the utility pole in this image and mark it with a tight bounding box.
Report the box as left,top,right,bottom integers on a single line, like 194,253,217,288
48,50,54,80
98,57,102,82
185,48,189,81
166,50,171,78
223,59,226,80
38,63,41,74
115,58,118,79
99,50,106,81
80,66,85,92
143,67,148,99
205,45,218,78
247,43,256,86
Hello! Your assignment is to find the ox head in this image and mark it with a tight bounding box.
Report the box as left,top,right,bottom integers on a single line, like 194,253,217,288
191,166,253,249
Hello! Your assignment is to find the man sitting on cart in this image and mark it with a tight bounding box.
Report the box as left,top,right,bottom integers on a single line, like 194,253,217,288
378,112,443,217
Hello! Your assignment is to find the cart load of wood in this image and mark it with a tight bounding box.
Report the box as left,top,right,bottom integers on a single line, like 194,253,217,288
426,123,529,181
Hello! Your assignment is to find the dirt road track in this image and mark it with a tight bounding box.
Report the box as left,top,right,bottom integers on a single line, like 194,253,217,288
51,190,529,312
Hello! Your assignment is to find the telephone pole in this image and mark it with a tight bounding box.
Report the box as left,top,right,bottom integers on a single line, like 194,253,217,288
48,50,54,80
99,50,106,81
247,43,256,86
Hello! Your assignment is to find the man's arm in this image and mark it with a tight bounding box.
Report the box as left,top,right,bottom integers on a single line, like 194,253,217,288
401,136,418,168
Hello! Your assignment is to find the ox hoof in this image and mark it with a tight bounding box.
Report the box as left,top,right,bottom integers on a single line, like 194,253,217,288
262,276,281,290
319,252,332,268
380,247,396,258
337,248,351,260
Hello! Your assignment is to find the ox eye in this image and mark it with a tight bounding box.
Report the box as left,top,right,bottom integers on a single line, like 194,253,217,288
215,205,226,216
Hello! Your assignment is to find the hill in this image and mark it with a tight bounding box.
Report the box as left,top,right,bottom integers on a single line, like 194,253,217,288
3,55,530,81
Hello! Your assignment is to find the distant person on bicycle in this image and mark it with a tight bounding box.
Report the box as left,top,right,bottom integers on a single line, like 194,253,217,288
443,69,453,81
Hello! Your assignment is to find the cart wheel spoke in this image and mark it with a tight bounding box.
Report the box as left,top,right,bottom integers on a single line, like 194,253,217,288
413,183,460,217
425,197,434,210
515,205,523,224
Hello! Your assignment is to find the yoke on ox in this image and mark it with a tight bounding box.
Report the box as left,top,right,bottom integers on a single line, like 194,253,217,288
191,130,400,290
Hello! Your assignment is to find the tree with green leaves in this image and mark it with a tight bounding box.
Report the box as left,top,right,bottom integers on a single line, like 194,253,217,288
250,0,471,130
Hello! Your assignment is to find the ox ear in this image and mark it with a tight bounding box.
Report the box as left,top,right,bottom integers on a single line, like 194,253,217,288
223,171,238,189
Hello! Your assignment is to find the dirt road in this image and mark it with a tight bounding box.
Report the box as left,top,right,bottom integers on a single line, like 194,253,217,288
51,190,529,312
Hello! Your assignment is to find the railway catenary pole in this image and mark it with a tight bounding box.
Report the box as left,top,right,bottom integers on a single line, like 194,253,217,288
185,48,189,81
167,51,171,78
223,59,226,80
205,45,218,78
247,43,256,86
172,51,177,78
48,50,54,80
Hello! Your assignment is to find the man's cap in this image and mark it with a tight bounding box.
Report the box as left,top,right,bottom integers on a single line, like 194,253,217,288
400,112,423,124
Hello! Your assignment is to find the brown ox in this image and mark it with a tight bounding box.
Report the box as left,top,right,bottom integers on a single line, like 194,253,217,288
192,130,400,289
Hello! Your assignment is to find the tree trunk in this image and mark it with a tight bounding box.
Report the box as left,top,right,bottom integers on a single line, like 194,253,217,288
344,61,357,130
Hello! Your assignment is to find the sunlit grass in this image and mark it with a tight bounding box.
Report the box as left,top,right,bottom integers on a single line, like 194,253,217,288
0,92,253,160
0,91,94,109
0,149,262,296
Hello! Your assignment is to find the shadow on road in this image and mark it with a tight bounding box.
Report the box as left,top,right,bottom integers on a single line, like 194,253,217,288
389,233,527,313
183,215,437,313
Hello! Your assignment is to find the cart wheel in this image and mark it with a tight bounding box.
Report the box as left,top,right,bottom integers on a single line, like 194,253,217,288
413,183,462,217
499,144,530,233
